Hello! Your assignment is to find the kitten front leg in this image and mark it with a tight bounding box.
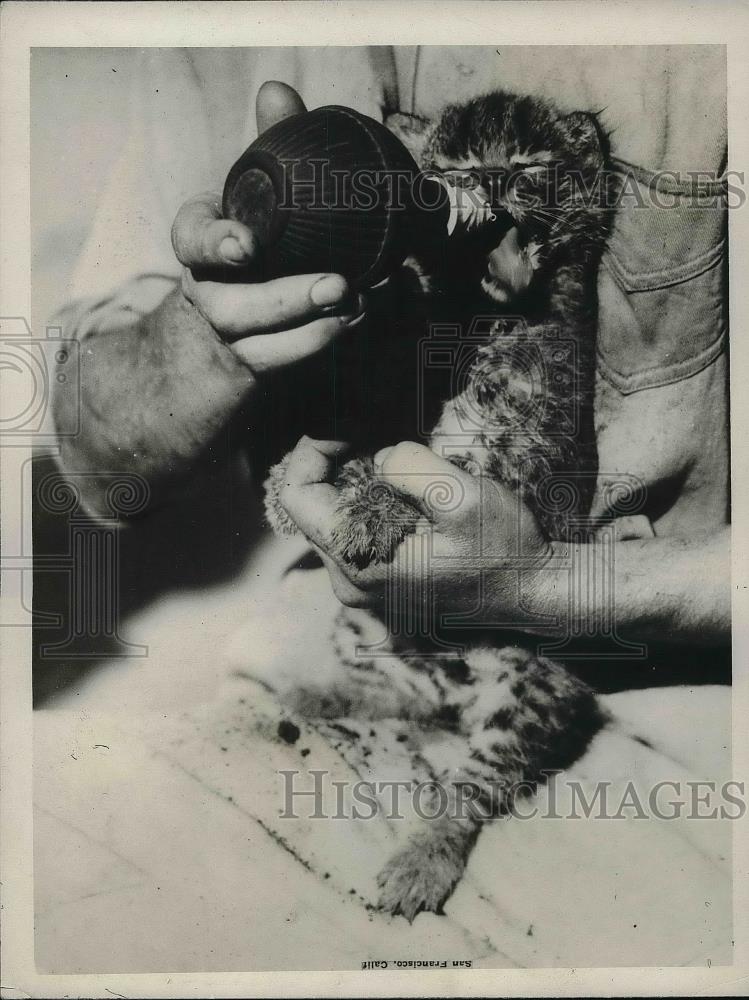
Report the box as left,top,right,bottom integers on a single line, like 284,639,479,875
264,453,422,567
330,458,422,568
263,451,302,538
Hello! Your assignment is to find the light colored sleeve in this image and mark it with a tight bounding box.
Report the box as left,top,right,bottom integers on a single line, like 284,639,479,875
69,49,219,315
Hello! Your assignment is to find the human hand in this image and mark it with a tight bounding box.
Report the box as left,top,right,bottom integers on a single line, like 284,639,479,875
170,82,365,374
278,436,552,619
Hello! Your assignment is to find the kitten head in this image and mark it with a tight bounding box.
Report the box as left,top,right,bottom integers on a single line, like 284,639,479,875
388,92,612,304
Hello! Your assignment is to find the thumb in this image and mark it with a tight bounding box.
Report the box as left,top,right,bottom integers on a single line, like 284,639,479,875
256,81,307,134
375,442,475,523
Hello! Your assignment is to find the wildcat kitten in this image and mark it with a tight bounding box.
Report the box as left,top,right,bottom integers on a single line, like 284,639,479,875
263,91,616,920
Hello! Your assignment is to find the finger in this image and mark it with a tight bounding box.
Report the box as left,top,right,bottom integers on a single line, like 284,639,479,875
284,435,350,485
313,546,374,609
280,481,339,549
256,81,307,134
230,310,366,372
184,270,356,338
279,437,349,548
376,441,475,522
172,193,256,268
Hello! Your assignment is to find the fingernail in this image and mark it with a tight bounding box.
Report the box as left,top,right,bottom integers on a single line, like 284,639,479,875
336,293,367,327
310,274,348,307
344,310,367,329
220,236,247,263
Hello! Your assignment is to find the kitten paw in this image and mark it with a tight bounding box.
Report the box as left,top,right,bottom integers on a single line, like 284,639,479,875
263,454,301,538
332,458,421,568
376,838,464,922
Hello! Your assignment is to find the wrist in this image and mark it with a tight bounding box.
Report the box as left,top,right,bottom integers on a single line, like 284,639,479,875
138,289,258,460
516,539,570,638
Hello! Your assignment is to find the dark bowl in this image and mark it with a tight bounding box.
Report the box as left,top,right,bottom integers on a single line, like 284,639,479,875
223,105,439,288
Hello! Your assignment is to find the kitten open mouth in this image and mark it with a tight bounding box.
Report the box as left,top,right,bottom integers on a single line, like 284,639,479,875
481,224,536,303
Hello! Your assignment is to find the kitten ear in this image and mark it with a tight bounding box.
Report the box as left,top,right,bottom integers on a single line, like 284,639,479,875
564,111,604,159
384,111,434,165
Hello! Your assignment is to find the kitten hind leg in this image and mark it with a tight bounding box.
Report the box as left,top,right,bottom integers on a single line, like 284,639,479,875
461,646,609,785
376,791,482,922
376,648,608,920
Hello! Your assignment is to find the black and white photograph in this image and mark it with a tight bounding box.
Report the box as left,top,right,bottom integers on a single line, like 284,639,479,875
2,1,748,995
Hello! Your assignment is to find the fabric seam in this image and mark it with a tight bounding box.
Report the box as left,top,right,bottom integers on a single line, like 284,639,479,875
596,329,727,394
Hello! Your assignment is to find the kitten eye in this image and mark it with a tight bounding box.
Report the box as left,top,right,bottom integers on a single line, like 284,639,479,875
519,163,548,178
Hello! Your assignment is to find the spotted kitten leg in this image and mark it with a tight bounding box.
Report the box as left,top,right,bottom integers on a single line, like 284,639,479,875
376,646,608,920
460,646,608,784
376,788,481,921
